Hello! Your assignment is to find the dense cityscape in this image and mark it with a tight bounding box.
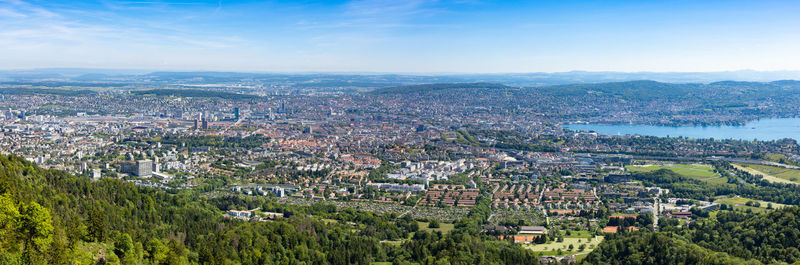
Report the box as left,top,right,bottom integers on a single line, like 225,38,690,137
2,74,800,264
3,0,800,264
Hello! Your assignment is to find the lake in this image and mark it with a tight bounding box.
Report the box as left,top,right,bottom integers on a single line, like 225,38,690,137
563,118,800,141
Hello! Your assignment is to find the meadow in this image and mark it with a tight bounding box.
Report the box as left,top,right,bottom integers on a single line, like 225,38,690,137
735,164,800,185
626,163,726,184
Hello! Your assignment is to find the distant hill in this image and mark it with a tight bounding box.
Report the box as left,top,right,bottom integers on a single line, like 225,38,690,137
532,80,702,100
2,69,800,88
531,79,800,100
369,79,800,100
371,80,800,99
132,89,261,100
0,87,98,96
370,82,513,95
0,81,128,88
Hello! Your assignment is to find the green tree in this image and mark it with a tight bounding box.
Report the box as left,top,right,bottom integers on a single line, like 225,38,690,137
146,238,167,264
87,204,107,242
18,202,53,263
114,232,134,260
0,193,21,250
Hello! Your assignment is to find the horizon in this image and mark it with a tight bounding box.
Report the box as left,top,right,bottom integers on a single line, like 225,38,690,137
2,67,800,75
4,67,800,86
2,0,799,72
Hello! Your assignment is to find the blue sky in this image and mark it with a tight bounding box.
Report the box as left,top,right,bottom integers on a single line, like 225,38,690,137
1,0,799,73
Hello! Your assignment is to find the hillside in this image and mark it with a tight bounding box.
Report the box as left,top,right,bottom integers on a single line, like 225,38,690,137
582,232,748,264
132,89,261,100
584,205,800,264
0,154,538,265
0,87,98,96
533,80,702,100
369,82,513,95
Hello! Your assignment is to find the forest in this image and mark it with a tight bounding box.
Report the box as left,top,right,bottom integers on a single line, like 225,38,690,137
370,83,513,95
0,87,99,96
4,151,800,264
586,205,800,264
0,154,538,265
132,89,261,100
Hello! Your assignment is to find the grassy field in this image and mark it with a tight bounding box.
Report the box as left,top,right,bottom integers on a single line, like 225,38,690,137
524,235,604,256
714,196,787,213
735,164,800,184
322,218,340,224
417,222,455,234
626,163,726,184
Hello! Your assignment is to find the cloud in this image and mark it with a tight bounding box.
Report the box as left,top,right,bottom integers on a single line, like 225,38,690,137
295,0,444,31
0,0,59,18
0,0,242,50
0,8,26,18
344,0,432,17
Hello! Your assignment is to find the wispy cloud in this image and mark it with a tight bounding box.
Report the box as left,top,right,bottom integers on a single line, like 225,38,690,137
296,0,448,31
0,0,242,49
344,0,433,17
0,7,26,18
0,0,58,18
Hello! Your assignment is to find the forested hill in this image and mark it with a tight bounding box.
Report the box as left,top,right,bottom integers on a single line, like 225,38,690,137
6,150,800,264
0,154,538,265
584,205,800,264
0,87,98,96
532,79,800,100
369,82,513,95
370,79,800,98
132,89,262,100
367,79,800,105
533,80,701,100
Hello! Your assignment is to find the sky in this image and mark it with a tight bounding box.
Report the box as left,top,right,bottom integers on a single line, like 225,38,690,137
1,0,799,73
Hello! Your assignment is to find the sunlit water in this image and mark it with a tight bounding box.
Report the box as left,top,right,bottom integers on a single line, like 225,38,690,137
563,118,800,141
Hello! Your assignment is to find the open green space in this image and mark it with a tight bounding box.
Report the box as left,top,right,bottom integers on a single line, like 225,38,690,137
417,221,456,234
714,196,787,213
524,235,604,256
736,163,800,184
626,163,726,184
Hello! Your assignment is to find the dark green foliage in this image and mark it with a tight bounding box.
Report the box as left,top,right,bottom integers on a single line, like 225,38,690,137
459,129,558,152
367,161,399,180
631,168,800,205
587,206,800,264
582,232,750,265
114,232,134,259
0,87,98,96
150,135,270,149
370,82,512,95
0,154,538,264
132,89,261,100
539,80,700,100
685,207,800,263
